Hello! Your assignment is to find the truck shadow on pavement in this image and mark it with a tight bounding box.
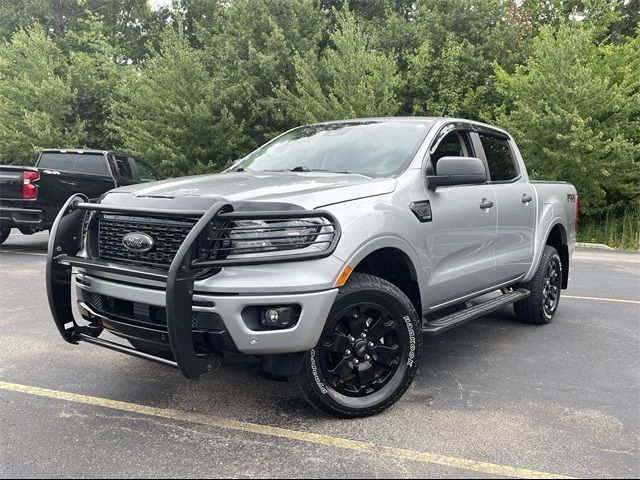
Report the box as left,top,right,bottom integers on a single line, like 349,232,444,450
96,306,535,422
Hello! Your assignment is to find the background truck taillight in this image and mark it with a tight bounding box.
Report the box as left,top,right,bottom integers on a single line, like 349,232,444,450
22,170,39,200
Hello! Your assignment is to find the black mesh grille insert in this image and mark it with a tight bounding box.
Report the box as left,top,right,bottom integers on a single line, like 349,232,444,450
98,214,196,269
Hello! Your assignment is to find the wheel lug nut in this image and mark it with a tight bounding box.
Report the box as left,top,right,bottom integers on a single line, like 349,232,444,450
368,342,374,348
348,336,355,343
361,333,367,339
345,349,352,356
353,359,360,365
364,354,371,361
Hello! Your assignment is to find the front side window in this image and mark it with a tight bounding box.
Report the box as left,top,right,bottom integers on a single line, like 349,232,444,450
430,131,472,174
113,155,134,180
479,134,518,181
134,158,159,182
233,120,434,177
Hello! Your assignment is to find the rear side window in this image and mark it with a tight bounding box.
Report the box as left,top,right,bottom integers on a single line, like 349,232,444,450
479,134,518,181
37,153,109,176
113,155,134,180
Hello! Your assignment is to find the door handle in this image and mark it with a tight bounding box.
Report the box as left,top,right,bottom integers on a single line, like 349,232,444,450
521,194,533,204
480,198,494,210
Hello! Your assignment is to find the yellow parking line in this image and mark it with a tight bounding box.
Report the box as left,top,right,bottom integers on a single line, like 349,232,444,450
564,295,640,305
0,380,572,479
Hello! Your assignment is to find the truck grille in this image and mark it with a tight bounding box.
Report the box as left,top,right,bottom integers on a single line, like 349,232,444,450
98,214,196,269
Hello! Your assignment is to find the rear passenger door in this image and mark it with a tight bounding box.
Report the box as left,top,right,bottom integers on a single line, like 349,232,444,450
475,132,535,283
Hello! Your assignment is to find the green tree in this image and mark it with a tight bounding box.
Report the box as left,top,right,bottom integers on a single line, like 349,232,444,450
279,8,402,123
494,24,639,216
84,0,154,64
0,1,156,64
0,0,85,41
0,25,85,165
109,26,243,177
63,15,122,149
200,0,326,146
400,0,528,120
405,35,480,117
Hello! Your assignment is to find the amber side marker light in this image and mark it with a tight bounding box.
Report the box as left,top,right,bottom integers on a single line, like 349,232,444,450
334,264,353,287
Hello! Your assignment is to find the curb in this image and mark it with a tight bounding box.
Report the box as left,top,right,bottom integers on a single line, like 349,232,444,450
576,242,616,251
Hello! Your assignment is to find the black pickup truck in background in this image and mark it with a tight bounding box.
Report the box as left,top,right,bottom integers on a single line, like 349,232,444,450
0,149,161,244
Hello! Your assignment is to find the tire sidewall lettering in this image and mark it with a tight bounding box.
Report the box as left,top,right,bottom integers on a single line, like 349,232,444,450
403,314,416,368
309,348,328,395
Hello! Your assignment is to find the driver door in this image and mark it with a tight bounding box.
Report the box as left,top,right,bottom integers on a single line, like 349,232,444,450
423,127,498,309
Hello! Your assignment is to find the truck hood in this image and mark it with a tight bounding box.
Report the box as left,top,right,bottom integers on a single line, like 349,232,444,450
106,171,396,210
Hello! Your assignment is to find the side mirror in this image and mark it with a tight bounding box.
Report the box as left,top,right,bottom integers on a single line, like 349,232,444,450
427,156,487,189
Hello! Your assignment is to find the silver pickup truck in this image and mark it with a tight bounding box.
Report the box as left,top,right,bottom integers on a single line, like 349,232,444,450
46,117,578,417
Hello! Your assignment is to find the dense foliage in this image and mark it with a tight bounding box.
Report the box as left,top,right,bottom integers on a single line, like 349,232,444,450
0,0,638,244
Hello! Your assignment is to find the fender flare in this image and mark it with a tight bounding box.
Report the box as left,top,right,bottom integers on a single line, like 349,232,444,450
525,217,568,282
341,235,427,310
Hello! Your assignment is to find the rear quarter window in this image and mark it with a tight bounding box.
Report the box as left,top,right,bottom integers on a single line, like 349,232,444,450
37,153,109,176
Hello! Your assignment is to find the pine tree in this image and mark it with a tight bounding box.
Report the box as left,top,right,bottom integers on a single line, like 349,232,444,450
494,24,640,216
0,25,85,165
109,26,243,177
279,8,402,124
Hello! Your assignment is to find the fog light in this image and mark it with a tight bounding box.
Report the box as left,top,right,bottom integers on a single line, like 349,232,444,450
265,309,279,324
261,306,298,329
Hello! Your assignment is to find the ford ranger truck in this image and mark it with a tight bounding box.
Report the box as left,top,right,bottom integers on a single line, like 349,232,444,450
0,149,161,244
46,118,578,418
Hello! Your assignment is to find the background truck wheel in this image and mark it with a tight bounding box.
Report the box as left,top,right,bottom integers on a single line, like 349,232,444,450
0,227,10,245
296,273,421,418
514,245,563,324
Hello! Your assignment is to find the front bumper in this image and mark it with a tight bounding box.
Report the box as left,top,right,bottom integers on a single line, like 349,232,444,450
75,272,337,355
46,194,341,380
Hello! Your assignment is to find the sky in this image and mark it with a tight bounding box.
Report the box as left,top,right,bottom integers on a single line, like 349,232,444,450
149,0,172,10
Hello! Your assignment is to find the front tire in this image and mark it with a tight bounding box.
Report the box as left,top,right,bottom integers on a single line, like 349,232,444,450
0,227,10,245
514,245,563,324
296,273,422,418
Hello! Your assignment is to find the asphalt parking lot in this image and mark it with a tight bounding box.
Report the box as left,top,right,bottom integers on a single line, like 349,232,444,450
1,231,638,479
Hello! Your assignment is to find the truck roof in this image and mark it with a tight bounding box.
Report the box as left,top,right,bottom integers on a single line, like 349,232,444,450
39,149,138,157
309,116,511,137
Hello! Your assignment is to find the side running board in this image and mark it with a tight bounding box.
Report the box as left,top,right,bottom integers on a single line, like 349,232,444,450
422,288,531,336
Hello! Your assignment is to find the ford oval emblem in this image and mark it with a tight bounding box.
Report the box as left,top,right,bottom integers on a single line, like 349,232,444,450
122,232,155,253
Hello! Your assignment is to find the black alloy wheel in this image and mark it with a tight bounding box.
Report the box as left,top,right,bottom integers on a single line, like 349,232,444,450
318,302,403,397
542,255,562,318
514,245,563,324
297,273,421,418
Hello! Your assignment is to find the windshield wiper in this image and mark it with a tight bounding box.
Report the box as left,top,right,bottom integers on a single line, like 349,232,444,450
259,167,360,175
288,166,358,174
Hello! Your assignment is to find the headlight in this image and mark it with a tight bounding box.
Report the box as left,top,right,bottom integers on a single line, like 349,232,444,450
226,219,323,255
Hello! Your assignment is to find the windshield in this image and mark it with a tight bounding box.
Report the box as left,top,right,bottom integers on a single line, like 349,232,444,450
234,120,433,177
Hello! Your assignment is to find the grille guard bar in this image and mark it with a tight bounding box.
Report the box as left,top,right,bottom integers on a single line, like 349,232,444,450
46,194,341,379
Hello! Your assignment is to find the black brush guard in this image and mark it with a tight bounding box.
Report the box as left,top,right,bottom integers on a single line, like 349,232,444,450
46,194,340,379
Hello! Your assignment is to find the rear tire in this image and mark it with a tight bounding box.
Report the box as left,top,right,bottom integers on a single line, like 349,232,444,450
0,227,10,245
514,245,563,324
296,273,421,418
